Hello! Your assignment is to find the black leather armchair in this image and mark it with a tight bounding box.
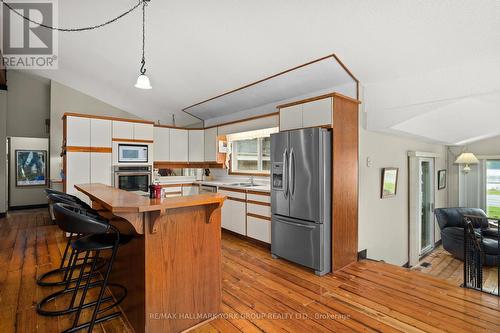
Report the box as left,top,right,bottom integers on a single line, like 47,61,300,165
434,207,499,266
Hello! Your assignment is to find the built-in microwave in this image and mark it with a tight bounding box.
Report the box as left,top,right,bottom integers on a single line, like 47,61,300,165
118,144,148,163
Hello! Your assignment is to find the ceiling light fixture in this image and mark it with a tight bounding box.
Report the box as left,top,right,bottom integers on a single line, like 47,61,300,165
135,0,152,89
454,152,479,173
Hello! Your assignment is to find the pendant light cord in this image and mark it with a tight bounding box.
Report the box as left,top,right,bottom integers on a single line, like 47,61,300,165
140,0,147,75
0,0,147,32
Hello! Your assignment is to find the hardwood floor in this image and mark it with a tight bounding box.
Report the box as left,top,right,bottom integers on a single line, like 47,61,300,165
1,209,500,333
413,245,500,295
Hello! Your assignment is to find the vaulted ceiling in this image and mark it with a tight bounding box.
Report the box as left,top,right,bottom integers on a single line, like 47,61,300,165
26,0,500,144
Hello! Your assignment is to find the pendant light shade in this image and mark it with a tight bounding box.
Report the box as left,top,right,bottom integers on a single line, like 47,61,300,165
135,74,152,89
454,152,479,173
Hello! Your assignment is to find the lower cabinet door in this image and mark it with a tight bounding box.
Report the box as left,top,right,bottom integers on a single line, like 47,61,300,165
90,152,112,186
222,199,246,235
221,199,231,230
247,216,271,243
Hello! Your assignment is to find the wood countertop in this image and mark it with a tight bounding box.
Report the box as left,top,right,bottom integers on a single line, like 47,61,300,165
75,183,226,214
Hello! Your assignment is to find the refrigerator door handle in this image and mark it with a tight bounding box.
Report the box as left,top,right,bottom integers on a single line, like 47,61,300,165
278,219,315,229
283,149,288,198
290,149,296,196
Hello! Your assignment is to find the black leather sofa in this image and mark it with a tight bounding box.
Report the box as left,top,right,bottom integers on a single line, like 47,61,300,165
434,207,500,266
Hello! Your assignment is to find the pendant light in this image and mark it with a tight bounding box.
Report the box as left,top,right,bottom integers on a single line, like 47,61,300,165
135,0,152,89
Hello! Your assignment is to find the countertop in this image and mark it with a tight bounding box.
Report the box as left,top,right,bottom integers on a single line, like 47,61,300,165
75,183,226,213
157,179,271,193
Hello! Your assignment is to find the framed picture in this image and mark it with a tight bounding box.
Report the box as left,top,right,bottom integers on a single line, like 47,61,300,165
438,169,447,190
15,150,47,187
381,168,399,198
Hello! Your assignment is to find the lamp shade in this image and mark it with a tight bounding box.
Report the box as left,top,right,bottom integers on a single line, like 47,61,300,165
454,152,479,165
135,74,152,89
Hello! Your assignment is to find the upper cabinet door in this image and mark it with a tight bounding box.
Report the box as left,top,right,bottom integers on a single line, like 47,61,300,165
279,104,302,131
112,121,134,140
154,127,170,161
134,123,154,141
66,116,91,147
90,118,112,147
302,98,332,128
188,130,205,162
204,127,217,162
169,129,188,162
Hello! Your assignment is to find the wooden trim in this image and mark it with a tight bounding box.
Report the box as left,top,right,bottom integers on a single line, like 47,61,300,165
219,187,247,193
247,190,270,196
154,161,224,169
228,171,271,176
276,92,360,110
246,212,271,221
183,54,359,112
205,112,279,130
154,124,204,130
112,138,154,144
227,197,246,203
278,124,332,132
63,112,154,124
66,146,112,153
246,200,271,207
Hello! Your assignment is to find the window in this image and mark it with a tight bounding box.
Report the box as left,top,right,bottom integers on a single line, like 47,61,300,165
486,160,500,218
228,127,278,174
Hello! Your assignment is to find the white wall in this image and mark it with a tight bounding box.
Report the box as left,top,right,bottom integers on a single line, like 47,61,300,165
0,91,7,214
6,71,50,138
359,112,448,266
50,80,141,180
9,137,49,207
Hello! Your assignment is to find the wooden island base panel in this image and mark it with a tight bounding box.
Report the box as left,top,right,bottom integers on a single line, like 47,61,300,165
75,184,226,333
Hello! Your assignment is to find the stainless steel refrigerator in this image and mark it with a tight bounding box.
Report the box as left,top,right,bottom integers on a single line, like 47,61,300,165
270,127,331,275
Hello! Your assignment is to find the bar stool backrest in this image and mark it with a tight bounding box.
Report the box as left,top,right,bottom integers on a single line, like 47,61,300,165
45,189,90,209
53,202,110,235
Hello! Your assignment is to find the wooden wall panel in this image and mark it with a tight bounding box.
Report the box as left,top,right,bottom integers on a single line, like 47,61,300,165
332,95,359,271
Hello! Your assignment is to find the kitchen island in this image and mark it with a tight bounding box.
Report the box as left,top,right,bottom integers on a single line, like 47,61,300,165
75,183,226,333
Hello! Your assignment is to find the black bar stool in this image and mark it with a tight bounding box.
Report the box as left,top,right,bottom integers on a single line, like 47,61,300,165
37,193,105,288
39,202,130,333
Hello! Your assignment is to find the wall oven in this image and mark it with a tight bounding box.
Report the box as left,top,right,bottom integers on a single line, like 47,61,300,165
118,144,148,163
114,166,152,193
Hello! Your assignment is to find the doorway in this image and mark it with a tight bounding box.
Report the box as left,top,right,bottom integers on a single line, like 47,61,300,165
418,158,435,256
408,152,437,266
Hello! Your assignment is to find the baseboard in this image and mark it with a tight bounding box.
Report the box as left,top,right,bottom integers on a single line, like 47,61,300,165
357,249,367,260
0,84,7,91
221,228,271,250
434,239,442,247
0,212,6,218
9,204,49,211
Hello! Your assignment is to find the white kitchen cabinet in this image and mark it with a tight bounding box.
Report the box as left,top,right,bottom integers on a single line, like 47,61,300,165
188,130,205,162
90,118,112,147
134,123,154,141
279,104,302,131
301,98,332,128
154,127,170,161
222,199,246,235
90,152,112,186
204,127,217,162
163,186,182,197
66,116,90,146
66,152,90,203
112,121,134,139
279,97,332,131
247,216,271,243
247,202,271,217
182,185,199,196
169,129,188,162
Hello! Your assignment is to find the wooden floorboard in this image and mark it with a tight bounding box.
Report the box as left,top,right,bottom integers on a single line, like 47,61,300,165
1,209,499,332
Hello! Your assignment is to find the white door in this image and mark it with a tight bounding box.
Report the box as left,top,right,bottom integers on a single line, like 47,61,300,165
204,127,217,162
112,121,134,140
169,129,188,162
279,104,302,131
418,157,435,256
90,119,112,147
189,130,205,162
134,123,154,141
90,152,112,186
154,127,170,161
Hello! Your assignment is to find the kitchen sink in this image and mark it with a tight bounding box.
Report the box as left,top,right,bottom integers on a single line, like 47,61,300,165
226,183,261,187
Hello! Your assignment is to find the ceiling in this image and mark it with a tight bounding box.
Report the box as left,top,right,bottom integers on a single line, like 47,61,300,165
24,0,500,144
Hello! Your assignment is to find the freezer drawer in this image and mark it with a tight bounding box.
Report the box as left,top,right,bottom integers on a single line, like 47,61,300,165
271,215,324,271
